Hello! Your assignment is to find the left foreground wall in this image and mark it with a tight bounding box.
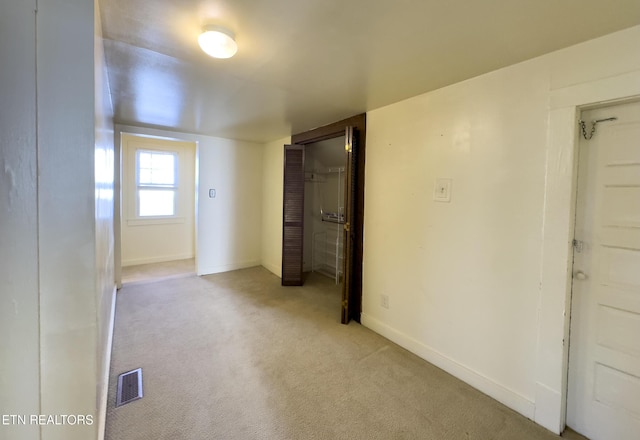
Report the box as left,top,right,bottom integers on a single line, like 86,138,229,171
0,1,115,439
94,0,117,438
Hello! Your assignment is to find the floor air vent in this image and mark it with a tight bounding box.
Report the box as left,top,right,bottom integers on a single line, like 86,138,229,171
116,368,143,407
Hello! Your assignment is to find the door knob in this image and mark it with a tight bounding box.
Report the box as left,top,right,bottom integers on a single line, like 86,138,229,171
574,271,587,280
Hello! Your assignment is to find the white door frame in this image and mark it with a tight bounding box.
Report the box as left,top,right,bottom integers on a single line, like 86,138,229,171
535,71,640,433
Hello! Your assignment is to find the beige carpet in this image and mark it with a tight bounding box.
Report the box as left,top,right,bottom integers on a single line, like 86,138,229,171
121,258,195,285
106,266,582,440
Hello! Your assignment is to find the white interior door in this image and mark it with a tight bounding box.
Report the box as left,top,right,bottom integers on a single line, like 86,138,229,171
567,100,640,440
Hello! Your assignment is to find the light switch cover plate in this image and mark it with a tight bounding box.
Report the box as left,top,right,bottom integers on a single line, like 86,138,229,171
434,178,452,202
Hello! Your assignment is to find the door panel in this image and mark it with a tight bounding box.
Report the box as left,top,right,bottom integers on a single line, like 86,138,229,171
567,100,640,440
596,305,640,355
594,363,640,417
281,145,305,286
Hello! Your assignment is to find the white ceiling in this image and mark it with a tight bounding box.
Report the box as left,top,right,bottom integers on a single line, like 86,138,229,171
99,0,640,143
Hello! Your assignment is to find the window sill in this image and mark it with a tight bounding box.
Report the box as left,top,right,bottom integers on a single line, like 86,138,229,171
126,217,186,227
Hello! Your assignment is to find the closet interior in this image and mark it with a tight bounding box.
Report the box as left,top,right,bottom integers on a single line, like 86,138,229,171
303,137,346,284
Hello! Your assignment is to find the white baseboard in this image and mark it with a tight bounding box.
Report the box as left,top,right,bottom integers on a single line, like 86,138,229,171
122,253,194,267
534,382,563,434
361,313,536,421
197,260,261,276
97,286,116,440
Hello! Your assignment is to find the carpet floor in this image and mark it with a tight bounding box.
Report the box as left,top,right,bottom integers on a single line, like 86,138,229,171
120,258,195,285
106,266,581,440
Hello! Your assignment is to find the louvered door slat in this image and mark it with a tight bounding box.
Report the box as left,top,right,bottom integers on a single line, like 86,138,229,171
281,145,305,286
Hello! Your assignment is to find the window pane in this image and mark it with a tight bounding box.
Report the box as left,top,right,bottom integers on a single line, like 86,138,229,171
137,150,176,186
151,164,174,185
153,153,173,170
138,169,152,185
138,190,175,216
138,152,152,168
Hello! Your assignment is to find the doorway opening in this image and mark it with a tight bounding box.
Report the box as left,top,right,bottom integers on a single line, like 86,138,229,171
304,137,347,284
281,114,366,324
565,99,640,440
118,133,197,286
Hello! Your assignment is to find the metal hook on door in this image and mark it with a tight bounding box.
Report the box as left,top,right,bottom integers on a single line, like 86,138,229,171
578,117,617,140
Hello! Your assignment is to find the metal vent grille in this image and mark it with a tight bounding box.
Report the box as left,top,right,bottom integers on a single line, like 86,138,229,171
116,368,143,407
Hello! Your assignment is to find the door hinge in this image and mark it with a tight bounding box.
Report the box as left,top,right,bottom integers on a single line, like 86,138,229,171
344,222,350,232
572,239,584,253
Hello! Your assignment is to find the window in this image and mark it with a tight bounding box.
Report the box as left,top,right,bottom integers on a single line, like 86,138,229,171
136,149,178,217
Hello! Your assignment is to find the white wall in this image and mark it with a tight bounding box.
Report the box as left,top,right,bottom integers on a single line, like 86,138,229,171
37,1,102,439
196,135,264,274
115,125,263,276
261,136,290,276
94,1,116,438
1,2,113,439
256,25,640,435
359,25,640,434
120,134,195,266
0,2,40,439
363,56,548,418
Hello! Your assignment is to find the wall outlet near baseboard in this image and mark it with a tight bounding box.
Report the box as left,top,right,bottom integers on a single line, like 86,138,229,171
381,294,389,309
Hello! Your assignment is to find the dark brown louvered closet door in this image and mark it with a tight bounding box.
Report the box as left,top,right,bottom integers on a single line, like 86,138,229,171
281,145,305,286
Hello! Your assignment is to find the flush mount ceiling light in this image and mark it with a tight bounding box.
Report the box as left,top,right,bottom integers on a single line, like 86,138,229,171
198,25,237,59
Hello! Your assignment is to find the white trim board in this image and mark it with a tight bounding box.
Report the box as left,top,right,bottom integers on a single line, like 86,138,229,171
361,313,536,420
97,286,117,440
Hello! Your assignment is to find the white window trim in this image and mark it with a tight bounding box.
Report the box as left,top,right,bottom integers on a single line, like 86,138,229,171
135,149,179,219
